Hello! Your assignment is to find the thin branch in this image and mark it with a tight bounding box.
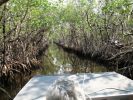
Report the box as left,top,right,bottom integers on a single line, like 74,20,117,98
108,49,133,60
0,87,12,99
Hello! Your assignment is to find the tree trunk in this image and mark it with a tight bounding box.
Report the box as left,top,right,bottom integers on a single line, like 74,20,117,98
0,0,9,6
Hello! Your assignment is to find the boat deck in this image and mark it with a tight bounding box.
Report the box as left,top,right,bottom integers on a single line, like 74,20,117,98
14,72,133,100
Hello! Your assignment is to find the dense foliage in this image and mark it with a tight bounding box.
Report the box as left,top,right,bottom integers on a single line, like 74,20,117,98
53,0,133,78
1,0,133,99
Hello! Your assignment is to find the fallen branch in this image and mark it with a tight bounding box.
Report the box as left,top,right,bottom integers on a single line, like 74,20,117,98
107,49,133,60
0,86,12,99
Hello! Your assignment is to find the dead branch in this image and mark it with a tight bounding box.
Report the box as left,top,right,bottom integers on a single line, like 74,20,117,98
108,49,133,60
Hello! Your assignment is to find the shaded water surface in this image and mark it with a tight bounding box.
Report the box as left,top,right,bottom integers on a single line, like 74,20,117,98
0,44,108,100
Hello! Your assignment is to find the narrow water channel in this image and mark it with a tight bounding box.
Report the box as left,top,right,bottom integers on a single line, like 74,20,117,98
0,44,108,100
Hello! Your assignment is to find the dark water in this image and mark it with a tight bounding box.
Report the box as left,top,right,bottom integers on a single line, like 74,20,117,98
0,44,107,100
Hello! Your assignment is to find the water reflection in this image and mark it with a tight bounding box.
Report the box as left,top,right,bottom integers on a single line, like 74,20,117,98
0,74,32,100
0,44,108,100
40,44,107,75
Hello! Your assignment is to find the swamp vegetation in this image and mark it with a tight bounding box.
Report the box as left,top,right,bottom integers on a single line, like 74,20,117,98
0,0,133,100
